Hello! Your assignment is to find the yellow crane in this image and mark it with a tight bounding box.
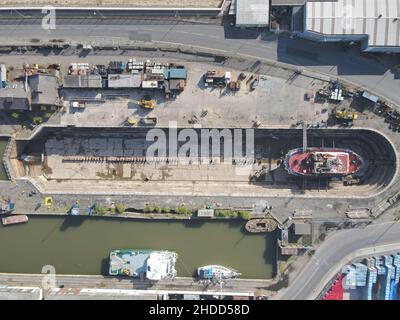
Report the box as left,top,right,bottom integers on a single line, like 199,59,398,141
131,99,156,109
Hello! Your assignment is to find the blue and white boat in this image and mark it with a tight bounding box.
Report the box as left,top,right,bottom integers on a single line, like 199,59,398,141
197,265,240,280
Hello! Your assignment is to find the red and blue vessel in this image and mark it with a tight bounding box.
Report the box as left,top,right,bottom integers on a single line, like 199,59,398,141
284,147,364,177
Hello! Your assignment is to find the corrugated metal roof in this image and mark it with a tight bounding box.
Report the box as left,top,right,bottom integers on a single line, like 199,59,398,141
163,68,187,80
236,0,270,26
63,75,103,88
272,0,306,5
305,0,400,48
108,74,141,88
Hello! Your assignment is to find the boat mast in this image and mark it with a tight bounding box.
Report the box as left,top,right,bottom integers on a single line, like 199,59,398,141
219,272,223,299
302,121,308,151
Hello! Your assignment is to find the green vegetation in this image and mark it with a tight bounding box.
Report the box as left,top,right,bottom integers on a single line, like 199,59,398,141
154,206,162,214
163,207,171,214
229,211,238,218
92,204,108,216
238,211,251,220
215,209,230,217
215,209,251,220
11,112,19,119
33,117,42,125
175,205,192,216
115,203,126,214
144,204,154,213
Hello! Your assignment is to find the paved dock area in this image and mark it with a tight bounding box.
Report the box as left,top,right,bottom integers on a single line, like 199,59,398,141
0,0,222,8
0,273,274,298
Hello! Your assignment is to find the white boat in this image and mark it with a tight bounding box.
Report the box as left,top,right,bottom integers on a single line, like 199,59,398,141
109,249,177,281
197,265,241,280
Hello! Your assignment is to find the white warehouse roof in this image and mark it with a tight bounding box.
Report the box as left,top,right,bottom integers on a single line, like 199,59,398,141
305,0,400,48
236,0,270,26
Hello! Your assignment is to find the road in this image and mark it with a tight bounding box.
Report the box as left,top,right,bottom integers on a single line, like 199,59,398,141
277,221,400,300
0,12,398,105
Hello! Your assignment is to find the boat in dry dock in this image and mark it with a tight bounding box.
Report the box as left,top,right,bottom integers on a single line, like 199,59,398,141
284,147,364,177
1,215,28,226
245,218,278,233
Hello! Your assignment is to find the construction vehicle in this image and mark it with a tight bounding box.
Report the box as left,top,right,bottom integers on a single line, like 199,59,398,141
44,197,53,209
334,109,358,121
127,117,137,126
203,70,227,88
131,99,156,109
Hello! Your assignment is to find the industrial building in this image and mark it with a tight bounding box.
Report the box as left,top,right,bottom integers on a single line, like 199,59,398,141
0,85,31,111
231,0,270,27
230,0,400,52
301,0,400,52
0,65,60,110
63,74,103,89
62,60,187,93
29,74,60,107
108,74,141,89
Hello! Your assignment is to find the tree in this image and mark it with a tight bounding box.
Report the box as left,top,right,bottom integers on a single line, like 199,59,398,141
93,204,108,216
154,206,162,213
115,203,125,214
175,206,192,216
229,211,239,218
144,205,154,213
238,211,251,220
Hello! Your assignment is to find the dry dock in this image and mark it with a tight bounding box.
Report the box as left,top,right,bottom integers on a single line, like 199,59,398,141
8,126,397,198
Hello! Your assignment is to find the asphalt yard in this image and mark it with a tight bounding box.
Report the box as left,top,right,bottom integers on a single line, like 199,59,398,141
60,61,330,129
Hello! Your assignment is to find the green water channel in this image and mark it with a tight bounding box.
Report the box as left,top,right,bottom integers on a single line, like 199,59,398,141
0,138,8,180
0,216,277,279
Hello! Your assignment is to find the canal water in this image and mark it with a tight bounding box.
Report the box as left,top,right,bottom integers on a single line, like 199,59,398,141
0,138,8,180
0,216,276,279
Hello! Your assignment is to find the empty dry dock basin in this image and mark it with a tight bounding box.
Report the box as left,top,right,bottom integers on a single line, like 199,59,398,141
10,127,397,198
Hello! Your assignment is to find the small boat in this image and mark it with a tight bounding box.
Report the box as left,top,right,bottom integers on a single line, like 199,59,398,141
197,265,240,280
245,218,278,233
1,215,28,226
